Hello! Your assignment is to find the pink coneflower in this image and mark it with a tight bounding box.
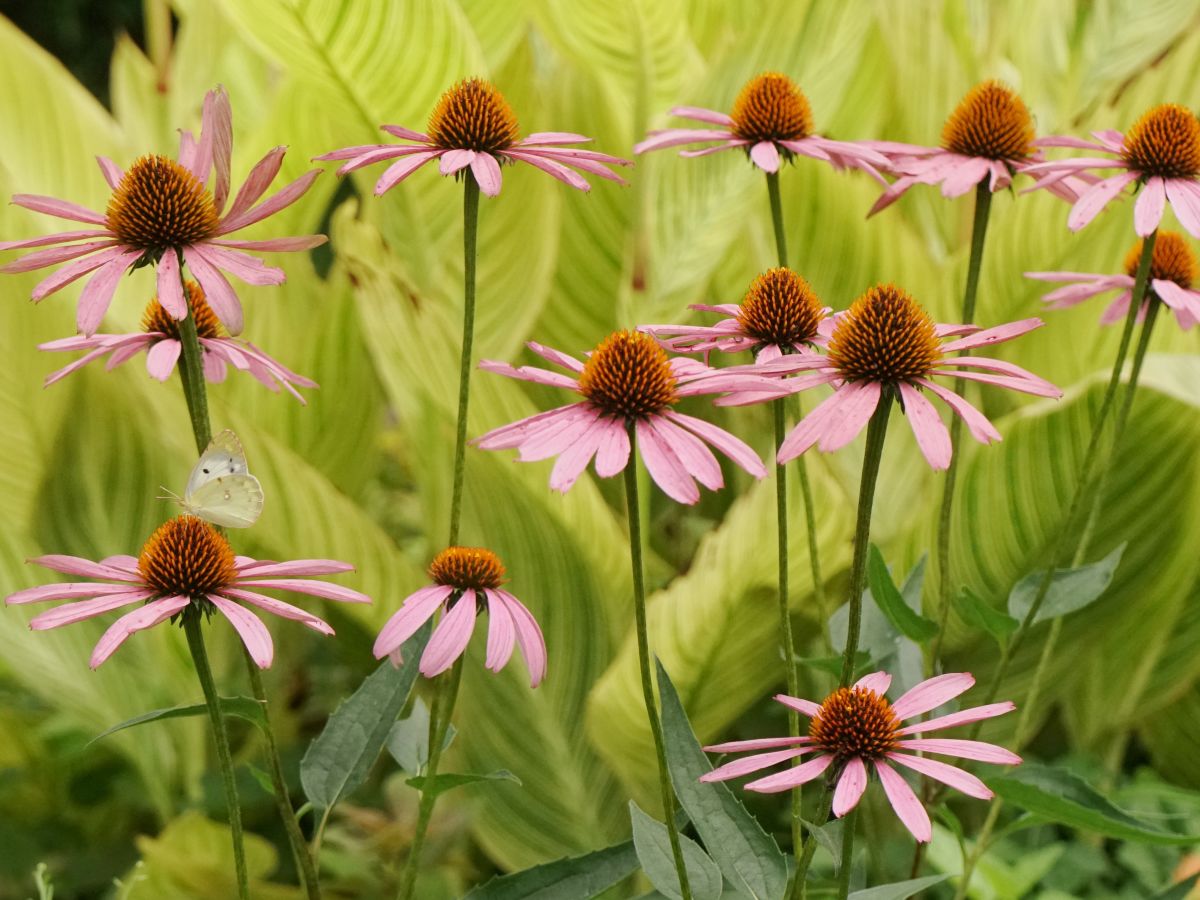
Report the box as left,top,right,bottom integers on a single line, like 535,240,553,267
38,280,317,401
767,284,1061,469
641,267,831,363
633,72,889,177
0,87,326,336
1024,103,1200,236
1027,230,1200,330
701,671,1020,842
474,330,785,504
5,516,369,669
314,78,629,197
373,546,545,686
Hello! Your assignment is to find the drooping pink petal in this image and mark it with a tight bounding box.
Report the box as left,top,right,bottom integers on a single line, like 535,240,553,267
750,141,781,173
940,156,991,198
479,359,579,390
212,235,327,252
745,753,833,793
701,748,808,781
832,757,869,816
916,379,1001,444
420,595,478,677
497,589,547,687
1037,279,1120,308
816,380,884,453
514,405,600,462
504,151,589,191
90,595,190,668
12,194,107,225
221,588,334,635
648,416,723,490
234,578,370,604
1067,171,1139,231
96,156,124,189
471,153,504,197
373,584,454,658
875,761,932,842
593,419,632,478
705,735,809,753
6,581,138,605
29,245,127,301
439,148,476,175
218,169,322,233
42,342,130,386
898,382,952,470
380,124,433,142
669,106,735,126
774,694,822,717
526,341,585,372
636,417,700,505
1134,176,1167,237
777,384,865,464
891,673,975,720
225,146,287,221
235,559,354,578
519,131,594,145
936,368,1062,398
1100,291,1134,326
1165,178,1200,238
677,140,749,159
28,590,151,629
888,752,992,799
896,737,1021,764
145,340,182,381
76,250,141,335
482,589,517,672
549,415,610,492
633,128,738,154
28,555,139,581
518,148,629,184
662,412,765,479
474,403,593,450
209,593,274,668
938,356,1060,395
899,701,1015,736
940,318,1043,352
155,250,188,319
183,246,244,335
0,240,117,274
856,671,892,694
0,229,111,251
370,150,442,194
197,245,285,286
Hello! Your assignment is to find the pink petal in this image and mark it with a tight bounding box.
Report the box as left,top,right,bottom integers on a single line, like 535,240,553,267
868,176,918,217
891,673,975,720
832,757,868,816
705,735,809,752
750,141,781,173
899,701,1015,736
1068,171,1138,231
225,146,286,220
205,88,234,213
775,694,822,717
940,318,1043,352
509,407,601,461
183,246,244,335
593,420,632,478
234,578,370,604
934,368,1062,398
372,151,442,194
669,106,735,126
701,748,807,781
90,595,190,668
666,411,767,478
896,738,1021,764
372,585,454,658
478,359,579,391
916,379,1001,444
474,403,592,450
209,593,274,668
938,356,1059,395
504,151,589,191
222,587,334,635
549,415,610,492
30,245,127,301
439,148,475,174
0,229,110,251
677,140,749,158
519,131,594,145
482,589,516,672
888,752,992,800
875,761,932,841
855,671,892,694
1100,292,1133,326
518,148,628,184
526,341,585,372
28,590,151,629
636,417,700,505
96,156,124,189
633,128,737,154
745,753,833,793
155,250,187,319
940,156,991,197
1166,178,1200,238
1134,176,1166,237
420,595,478,677
380,124,433,142
235,559,354,578
145,340,182,381
7,581,137,605
220,169,322,233
898,382,952,470
816,380,884,453
496,590,547,687
212,235,327,252
12,194,107,225
29,555,139,581
648,416,722,490
76,251,140,335
196,244,285,286
0,240,117,274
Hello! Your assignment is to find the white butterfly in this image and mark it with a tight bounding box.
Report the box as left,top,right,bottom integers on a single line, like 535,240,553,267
162,429,264,528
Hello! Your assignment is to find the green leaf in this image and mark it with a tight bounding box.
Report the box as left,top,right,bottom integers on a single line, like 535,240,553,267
954,587,1019,645
800,817,842,870
406,770,522,798
1007,543,1127,625
463,840,639,900
848,875,950,899
989,764,1200,845
1154,872,1200,900
655,660,786,900
88,696,267,746
629,801,722,900
300,623,429,810
385,697,432,775
868,545,939,642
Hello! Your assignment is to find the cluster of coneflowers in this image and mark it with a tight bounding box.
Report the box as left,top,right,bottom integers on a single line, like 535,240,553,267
1,66,1197,900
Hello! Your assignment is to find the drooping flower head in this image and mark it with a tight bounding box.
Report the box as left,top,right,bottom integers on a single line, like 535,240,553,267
314,78,630,198
634,72,889,177
763,284,1061,469
700,671,1021,842
0,88,326,336
1026,230,1200,330
38,281,318,400
6,516,369,668
1026,103,1200,236
475,330,786,504
373,546,546,686
641,267,832,363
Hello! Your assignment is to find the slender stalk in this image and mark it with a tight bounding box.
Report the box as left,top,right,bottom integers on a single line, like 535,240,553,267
930,183,993,665
766,171,789,268
836,806,859,900
793,792,832,897
174,272,213,451
624,430,693,900
397,657,463,900
448,177,481,547
184,616,249,900
840,398,892,686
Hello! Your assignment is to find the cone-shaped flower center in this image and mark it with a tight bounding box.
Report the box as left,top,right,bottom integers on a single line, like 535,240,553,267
1122,104,1200,179
137,515,237,599
427,79,520,154
827,284,942,383
730,73,813,144
579,330,678,419
142,280,223,339
940,80,1035,160
106,155,220,253
1124,230,1196,288
736,267,825,348
428,546,506,591
809,686,901,763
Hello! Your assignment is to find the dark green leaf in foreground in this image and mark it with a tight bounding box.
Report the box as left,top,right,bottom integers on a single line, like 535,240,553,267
463,839,639,899
868,545,938,641
629,800,722,900
1154,872,1200,900
848,874,950,899
656,659,786,900
88,696,266,746
1007,543,1126,625
955,587,1019,646
406,769,521,797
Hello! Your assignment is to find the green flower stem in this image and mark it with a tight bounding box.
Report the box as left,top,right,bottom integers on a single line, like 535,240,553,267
836,805,859,900
766,171,789,268
448,177,481,547
624,429,693,900
793,792,833,898
840,397,892,687
397,656,464,900
930,182,993,666
184,615,249,900
173,259,321,897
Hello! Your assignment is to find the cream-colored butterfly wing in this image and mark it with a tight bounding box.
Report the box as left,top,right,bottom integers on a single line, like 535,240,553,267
180,429,264,528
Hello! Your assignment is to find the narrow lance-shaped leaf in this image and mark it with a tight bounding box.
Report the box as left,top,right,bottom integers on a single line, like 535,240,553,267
1007,543,1127,625
88,696,267,746
629,800,723,900
848,875,950,899
868,544,939,642
406,770,522,797
955,587,1019,646
463,840,640,900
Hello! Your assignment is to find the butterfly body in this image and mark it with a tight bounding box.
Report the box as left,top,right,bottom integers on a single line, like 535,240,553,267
169,430,264,528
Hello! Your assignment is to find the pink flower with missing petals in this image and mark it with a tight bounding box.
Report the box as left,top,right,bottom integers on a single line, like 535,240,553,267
701,671,1021,842
1024,103,1200,236
763,284,1061,470
634,72,889,178
0,87,325,336
373,547,546,686
1027,230,1200,331
5,516,370,669
314,78,629,197
475,330,787,505
39,280,317,401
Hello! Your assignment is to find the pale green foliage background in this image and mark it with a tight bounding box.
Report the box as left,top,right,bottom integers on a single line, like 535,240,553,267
2,0,1200,895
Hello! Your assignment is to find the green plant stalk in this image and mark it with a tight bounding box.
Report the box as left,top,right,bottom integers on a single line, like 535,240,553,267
840,398,892,686
397,656,464,900
836,805,859,900
624,430,693,900
766,171,789,268
174,259,321,898
184,615,249,900
930,182,993,665
448,177,481,547
793,791,832,898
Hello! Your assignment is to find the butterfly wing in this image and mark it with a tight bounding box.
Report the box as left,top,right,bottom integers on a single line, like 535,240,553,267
186,429,250,497
183,473,265,528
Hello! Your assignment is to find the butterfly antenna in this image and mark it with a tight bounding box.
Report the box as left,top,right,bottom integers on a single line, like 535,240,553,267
157,486,183,504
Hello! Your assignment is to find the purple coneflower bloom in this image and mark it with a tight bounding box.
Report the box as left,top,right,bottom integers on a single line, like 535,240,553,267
0,87,326,336
39,280,317,401
634,72,888,177
315,78,629,197
373,547,546,686
701,671,1020,842
765,284,1061,469
1027,230,1200,330
475,330,786,505
6,516,369,668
